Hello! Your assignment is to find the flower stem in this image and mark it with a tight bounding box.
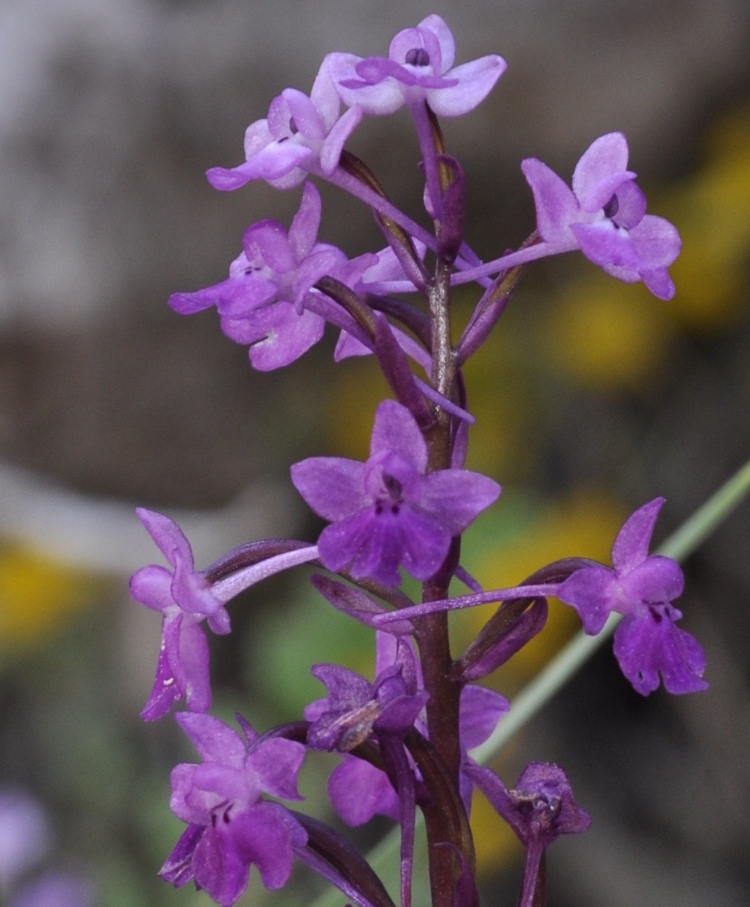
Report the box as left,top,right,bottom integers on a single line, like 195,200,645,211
303,456,750,907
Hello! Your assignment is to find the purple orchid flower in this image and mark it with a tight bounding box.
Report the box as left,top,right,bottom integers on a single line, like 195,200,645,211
521,133,681,299
557,497,708,695
327,15,505,118
169,182,350,371
129,508,230,720
319,633,508,826
207,59,362,192
160,713,307,907
291,399,500,586
305,637,429,752
466,762,590,907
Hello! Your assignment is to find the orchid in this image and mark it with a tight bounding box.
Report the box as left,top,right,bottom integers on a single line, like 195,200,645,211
521,132,681,298
207,60,362,192
133,13,715,907
305,636,429,753
129,508,229,720
467,762,590,907
319,633,508,827
161,713,307,907
327,15,505,119
170,182,352,370
291,399,500,586
558,498,708,694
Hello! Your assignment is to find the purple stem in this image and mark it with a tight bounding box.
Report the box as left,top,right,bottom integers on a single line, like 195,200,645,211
451,239,577,286
211,545,319,604
373,582,561,623
362,238,577,297
326,165,485,279
519,843,546,907
408,100,444,223
382,739,417,907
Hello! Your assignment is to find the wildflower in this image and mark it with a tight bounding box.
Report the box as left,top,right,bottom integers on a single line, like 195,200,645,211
467,762,589,907
318,633,508,826
207,60,362,191
557,498,708,694
291,399,500,586
129,508,230,720
169,182,348,371
521,133,681,298
327,14,505,118
305,637,429,752
161,713,307,907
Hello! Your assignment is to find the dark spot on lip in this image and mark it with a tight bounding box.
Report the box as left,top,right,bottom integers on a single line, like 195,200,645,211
603,193,619,219
289,117,299,135
383,473,403,499
405,48,430,66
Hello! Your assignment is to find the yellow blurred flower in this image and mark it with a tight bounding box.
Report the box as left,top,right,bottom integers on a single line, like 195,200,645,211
0,541,106,652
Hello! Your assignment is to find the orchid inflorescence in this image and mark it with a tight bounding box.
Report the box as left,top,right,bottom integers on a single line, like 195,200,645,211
130,14,704,907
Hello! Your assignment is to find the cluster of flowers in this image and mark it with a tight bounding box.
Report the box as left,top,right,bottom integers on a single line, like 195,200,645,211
131,15,704,907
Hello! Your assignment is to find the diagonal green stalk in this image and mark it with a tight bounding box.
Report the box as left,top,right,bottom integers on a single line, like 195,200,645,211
304,457,750,907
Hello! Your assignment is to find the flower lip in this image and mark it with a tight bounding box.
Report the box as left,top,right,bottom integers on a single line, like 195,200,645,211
405,48,430,66
364,450,421,505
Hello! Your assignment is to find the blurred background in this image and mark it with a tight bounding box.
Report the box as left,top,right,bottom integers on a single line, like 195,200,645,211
0,0,749,905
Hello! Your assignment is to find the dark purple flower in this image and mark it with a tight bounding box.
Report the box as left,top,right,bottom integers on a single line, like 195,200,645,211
466,762,589,907
161,713,307,907
327,15,506,117
304,634,429,752
468,761,590,849
207,60,362,192
319,634,508,826
129,508,230,720
558,498,708,695
169,182,348,371
521,133,681,299
291,399,500,586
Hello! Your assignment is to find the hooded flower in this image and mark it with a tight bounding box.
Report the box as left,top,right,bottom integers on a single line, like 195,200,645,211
467,762,590,849
160,713,307,907
304,636,429,752
169,182,348,371
291,399,500,586
207,59,362,192
466,762,589,907
317,633,508,826
557,497,708,695
521,133,681,298
327,15,505,118
129,508,230,720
